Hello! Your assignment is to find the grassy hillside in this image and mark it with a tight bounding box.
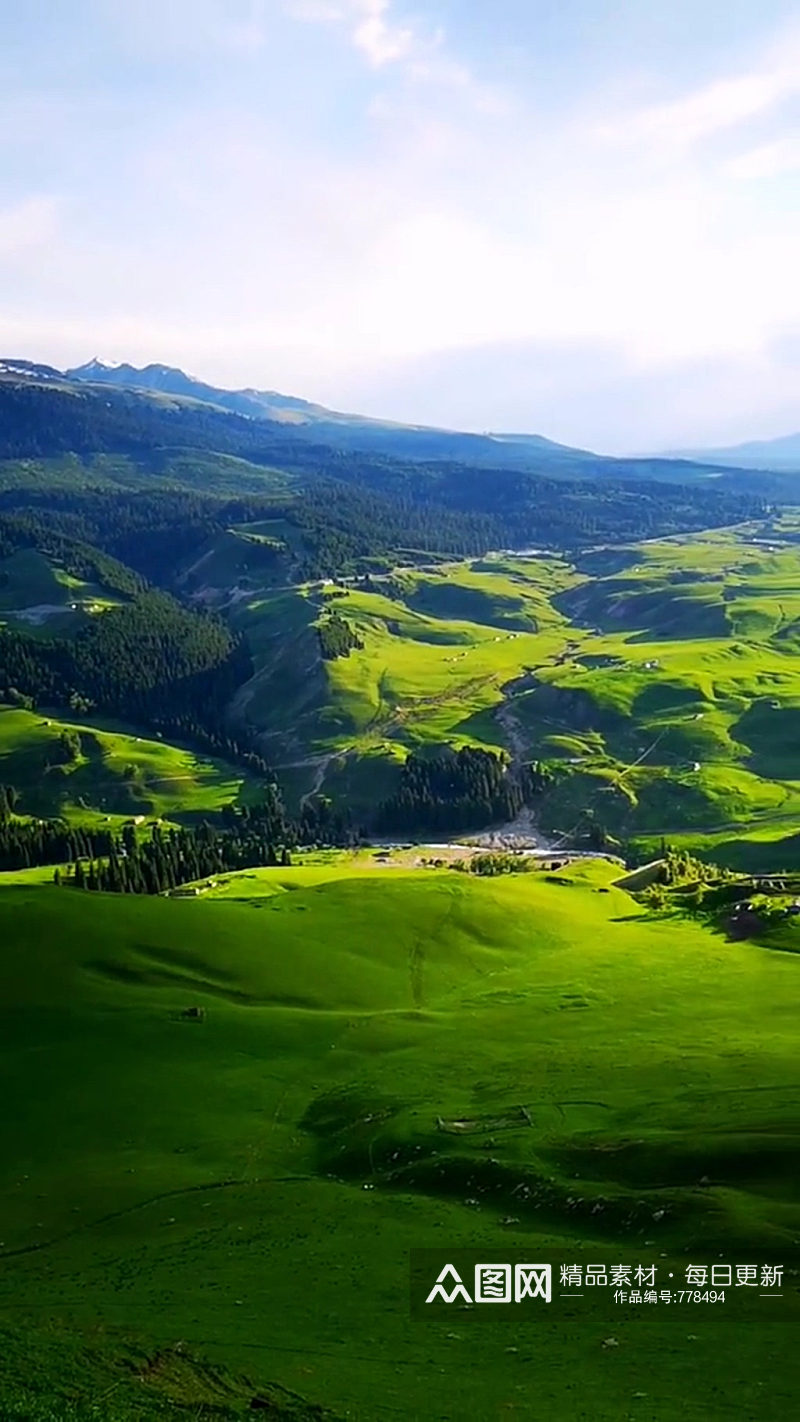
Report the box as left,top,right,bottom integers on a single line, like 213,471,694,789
209,522,800,852
6,499,800,862
221,552,577,805
0,706,263,824
0,867,797,1417
0,545,124,634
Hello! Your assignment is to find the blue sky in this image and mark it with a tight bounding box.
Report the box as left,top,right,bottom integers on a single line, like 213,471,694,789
3,0,800,450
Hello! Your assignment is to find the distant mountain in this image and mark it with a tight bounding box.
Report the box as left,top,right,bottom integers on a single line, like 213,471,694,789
66,357,607,473
0,357,65,382
664,432,800,473
67,358,334,424
0,352,779,493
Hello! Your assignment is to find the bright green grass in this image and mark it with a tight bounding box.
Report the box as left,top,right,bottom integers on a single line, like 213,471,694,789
0,871,797,1418
184,519,800,858
0,706,263,821
0,863,64,887
226,556,577,767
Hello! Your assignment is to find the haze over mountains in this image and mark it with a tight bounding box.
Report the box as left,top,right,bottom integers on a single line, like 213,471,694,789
1,353,797,483
65,356,609,473
61,358,800,478
664,433,800,474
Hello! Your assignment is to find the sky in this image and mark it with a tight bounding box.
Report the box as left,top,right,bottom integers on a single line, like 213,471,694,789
3,0,800,452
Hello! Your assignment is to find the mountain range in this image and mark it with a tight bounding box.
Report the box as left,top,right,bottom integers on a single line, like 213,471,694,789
64,357,613,474
65,359,800,475
0,352,797,483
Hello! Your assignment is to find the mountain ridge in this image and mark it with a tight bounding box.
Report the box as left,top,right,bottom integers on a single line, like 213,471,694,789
663,431,800,473
0,352,788,488
67,356,602,466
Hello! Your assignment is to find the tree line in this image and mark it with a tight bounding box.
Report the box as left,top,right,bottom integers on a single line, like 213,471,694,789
0,780,356,883
0,590,257,757
58,821,294,895
0,480,500,586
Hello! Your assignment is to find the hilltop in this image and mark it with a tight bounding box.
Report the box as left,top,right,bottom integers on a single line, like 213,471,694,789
59,356,678,474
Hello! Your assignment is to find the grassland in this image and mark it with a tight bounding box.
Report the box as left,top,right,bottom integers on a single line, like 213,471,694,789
10,510,800,861
0,865,797,1418
205,519,800,859
0,706,263,824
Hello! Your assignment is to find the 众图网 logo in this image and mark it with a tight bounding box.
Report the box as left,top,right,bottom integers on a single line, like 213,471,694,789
426,1263,552,1304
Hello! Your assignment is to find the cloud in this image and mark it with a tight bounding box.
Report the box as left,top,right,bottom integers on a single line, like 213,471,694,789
725,133,800,180
286,0,473,80
350,0,413,67
0,196,59,261
345,337,800,453
595,35,800,152
6,2,800,449
610,73,794,145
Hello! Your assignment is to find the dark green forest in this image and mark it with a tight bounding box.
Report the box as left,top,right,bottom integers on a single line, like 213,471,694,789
318,610,364,660
0,375,768,565
375,746,546,834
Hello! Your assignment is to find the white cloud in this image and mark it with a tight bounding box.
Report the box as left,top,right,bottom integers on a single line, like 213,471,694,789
7,4,800,448
0,196,59,260
605,73,793,146
287,0,473,80
350,0,413,67
596,36,800,152
725,133,800,180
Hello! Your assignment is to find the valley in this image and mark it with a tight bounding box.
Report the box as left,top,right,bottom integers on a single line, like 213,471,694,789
7,500,800,867
177,516,800,868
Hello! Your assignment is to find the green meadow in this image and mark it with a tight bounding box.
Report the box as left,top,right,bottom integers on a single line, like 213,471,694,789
0,706,262,825
213,521,800,856
0,865,797,1417
8,518,800,858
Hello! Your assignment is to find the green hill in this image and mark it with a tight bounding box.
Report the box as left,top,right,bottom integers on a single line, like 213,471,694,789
0,868,797,1417
0,705,262,824
198,526,800,857
7,502,800,863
